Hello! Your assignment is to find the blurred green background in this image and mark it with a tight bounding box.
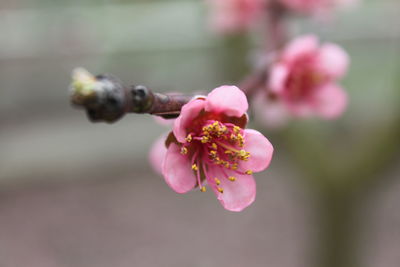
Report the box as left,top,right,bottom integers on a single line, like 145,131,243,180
0,0,399,267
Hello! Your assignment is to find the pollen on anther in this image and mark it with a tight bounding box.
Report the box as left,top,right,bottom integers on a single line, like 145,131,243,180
229,176,236,181
214,177,221,185
211,143,218,150
181,147,188,155
186,134,192,142
245,170,253,175
200,186,207,192
192,164,198,171
201,136,209,143
217,187,224,193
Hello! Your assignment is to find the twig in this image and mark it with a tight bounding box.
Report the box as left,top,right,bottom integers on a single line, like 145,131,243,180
69,68,193,123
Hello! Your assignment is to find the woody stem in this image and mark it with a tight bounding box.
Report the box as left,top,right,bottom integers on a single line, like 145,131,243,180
70,66,271,123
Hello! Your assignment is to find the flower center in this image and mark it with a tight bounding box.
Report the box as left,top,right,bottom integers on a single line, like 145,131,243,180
180,120,252,193
286,63,326,101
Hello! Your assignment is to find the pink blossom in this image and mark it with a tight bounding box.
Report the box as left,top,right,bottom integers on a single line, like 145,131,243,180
206,0,266,34
278,0,358,15
149,134,168,174
266,34,349,119
159,85,273,212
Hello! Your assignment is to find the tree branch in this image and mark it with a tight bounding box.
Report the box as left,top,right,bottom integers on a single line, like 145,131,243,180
69,68,193,123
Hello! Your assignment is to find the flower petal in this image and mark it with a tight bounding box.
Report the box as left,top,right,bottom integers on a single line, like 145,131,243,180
318,43,349,79
269,64,289,93
252,92,290,129
162,143,197,193
208,167,256,212
149,134,168,174
173,98,206,143
282,34,319,64
314,84,348,119
239,129,274,172
205,85,248,117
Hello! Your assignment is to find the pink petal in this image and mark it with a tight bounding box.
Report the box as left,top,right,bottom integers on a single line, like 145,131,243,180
173,98,206,143
269,64,289,93
282,35,319,64
149,134,168,174
162,143,197,193
285,100,314,117
314,84,348,119
208,167,256,212
318,43,349,79
252,92,290,129
205,85,248,117
239,129,274,172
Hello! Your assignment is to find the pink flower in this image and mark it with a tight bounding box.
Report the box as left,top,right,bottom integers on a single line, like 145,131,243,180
159,85,273,212
266,34,349,119
149,133,168,175
206,0,266,34
278,0,358,15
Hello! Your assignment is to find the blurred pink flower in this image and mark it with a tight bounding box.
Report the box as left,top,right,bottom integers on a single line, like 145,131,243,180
149,133,168,174
265,34,349,119
279,0,358,15
206,0,266,34
155,85,273,211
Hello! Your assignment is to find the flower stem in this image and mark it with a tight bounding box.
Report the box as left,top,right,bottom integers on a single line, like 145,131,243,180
266,0,289,51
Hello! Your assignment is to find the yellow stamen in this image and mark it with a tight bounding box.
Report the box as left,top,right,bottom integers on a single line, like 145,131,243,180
217,187,224,193
229,176,236,181
209,150,217,159
245,170,253,175
237,134,244,147
214,178,221,185
233,126,241,134
192,164,198,171
181,147,188,155
201,136,209,143
231,163,238,170
186,134,192,143
239,150,250,160
211,143,218,150
200,186,207,192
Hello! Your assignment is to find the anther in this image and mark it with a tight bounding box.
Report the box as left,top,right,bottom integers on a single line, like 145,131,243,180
200,186,207,192
186,134,192,143
181,147,188,155
217,187,224,193
214,178,221,185
201,136,209,143
192,164,198,171
229,176,236,181
211,143,218,150
245,170,253,175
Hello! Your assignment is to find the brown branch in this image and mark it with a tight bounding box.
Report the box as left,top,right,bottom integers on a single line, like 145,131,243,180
70,67,271,124
266,1,289,51
69,68,193,123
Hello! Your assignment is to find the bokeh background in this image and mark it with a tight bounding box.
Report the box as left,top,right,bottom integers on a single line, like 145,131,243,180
0,0,399,266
